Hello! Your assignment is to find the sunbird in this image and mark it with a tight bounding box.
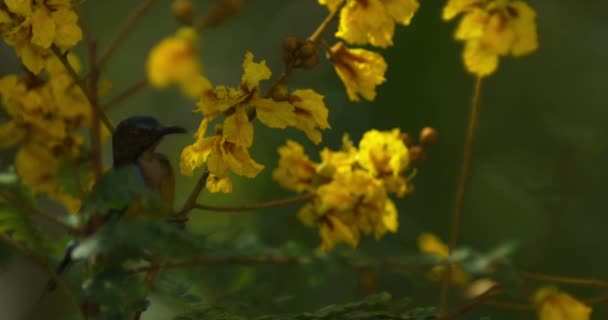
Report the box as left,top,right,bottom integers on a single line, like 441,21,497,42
49,116,187,289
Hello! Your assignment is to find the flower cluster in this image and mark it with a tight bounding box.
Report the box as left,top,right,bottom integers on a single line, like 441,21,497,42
317,0,419,102
0,55,91,212
0,0,83,74
534,286,592,320
179,52,330,193
443,0,538,76
274,129,419,251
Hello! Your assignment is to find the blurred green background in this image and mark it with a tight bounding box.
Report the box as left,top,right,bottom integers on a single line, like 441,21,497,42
1,0,607,319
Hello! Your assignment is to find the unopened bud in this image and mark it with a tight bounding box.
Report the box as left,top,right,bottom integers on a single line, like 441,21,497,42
172,0,193,24
299,42,316,59
198,0,242,29
400,133,413,148
419,127,438,147
271,83,289,101
408,146,426,165
301,53,319,69
283,36,301,53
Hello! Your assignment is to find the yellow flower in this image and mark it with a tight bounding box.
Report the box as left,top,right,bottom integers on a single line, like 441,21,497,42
318,214,359,252
288,89,330,144
417,233,470,285
534,286,591,320
313,169,397,251
197,51,296,148
179,119,263,193
320,0,419,48
358,129,409,176
443,0,538,76
146,27,210,97
318,139,357,179
358,129,409,196
1,0,82,73
0,120,25,148
272,140,318,193
329,42,387,102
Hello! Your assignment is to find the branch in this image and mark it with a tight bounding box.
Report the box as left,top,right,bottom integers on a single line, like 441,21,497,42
102,78,148,111
519,271,608,289
439,285,503,320
86,37,103,180
170,168,210,226
0,190,80,234
130,255,308,274
97,0,157,70
308,0,344,43
51,46,114,131
191,193,314,213
440,76,484,311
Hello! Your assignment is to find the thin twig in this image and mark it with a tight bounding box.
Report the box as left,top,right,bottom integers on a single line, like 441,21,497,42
170,168,210,225
308,0,344,43
51,46,114,131
0,190,79,234
87,38,103,180
97,0,157,70
519,271,608,289
440,76,484,312
585,295,608,305
439,285,503,320
483,300,534,311
129,255,308,274
102,79,148,111
192,193,315,213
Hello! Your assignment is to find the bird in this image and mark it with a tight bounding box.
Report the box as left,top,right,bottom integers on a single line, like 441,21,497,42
47,116,187,291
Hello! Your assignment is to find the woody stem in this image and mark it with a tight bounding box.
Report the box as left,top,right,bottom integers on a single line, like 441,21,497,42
440,76,484,313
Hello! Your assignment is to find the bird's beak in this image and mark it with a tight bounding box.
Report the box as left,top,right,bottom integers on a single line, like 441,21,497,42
158,125,188,137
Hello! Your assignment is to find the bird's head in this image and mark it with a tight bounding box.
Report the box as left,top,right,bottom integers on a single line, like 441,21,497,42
112,116,187,167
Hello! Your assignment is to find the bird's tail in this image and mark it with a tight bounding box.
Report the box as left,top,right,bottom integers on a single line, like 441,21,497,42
39,241,79,299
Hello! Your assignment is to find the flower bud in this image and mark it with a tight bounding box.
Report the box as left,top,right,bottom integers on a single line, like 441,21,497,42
419,127,438,147
408,146,426,165
271,82,289,101
172,0,194,25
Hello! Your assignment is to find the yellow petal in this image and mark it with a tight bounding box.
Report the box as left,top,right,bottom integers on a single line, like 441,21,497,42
330,43,387,102
251,97,296,129
179,119,213,175
223,106,253,147
0,121,25,149
206,174,233,193
31,6,56,48
51,9,82,51
272,140,318,192
4,0,32,16
417,232,449,257
319,214,359,252
241,51,271,92
290,89,330,144
462,40,498,77
382,0,419,25
336,0,395,48
198,86,246,119
509,1,539,56
442,0,482,20
318,0,343,12
223,144,264,178
534,287,592,320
